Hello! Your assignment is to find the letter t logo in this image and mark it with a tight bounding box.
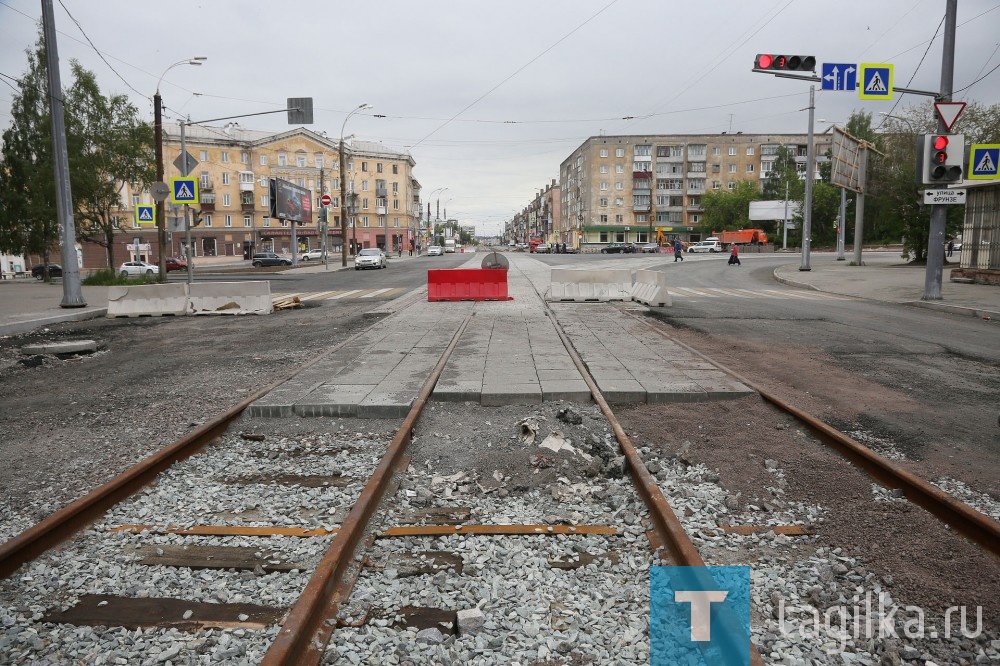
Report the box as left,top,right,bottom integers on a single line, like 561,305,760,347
675,590,729,641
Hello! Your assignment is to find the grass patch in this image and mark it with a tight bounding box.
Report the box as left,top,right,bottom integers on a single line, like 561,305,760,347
82,268,160,286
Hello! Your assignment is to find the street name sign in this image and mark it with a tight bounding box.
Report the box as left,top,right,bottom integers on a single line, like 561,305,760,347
922,188,966,205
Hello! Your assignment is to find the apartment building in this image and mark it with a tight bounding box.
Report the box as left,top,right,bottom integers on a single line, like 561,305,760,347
559,133,830,249
110,123,419,265
508,179,561,247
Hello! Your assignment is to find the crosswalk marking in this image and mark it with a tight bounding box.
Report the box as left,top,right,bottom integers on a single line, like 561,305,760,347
668,287,850,301
359,287,393,298
273,288,407,303
330,289,364,300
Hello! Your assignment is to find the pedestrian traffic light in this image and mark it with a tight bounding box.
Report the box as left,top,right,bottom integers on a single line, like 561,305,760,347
918,133,965,184
192,210,203,227
754,54,816,72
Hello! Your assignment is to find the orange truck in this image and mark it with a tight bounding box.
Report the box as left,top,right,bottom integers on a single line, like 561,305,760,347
712,229,769,247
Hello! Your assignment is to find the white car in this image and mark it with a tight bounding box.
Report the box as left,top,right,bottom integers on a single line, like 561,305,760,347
301,249,326,261
688,240,723,253
426,245,443,256
354,248,387,270
118,261,159,278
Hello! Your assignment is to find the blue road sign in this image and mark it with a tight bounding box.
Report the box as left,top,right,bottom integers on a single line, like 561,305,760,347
170,177,199,204
821,63,857,91
859,63,893,100
969,145,1000,180
135,204,155,225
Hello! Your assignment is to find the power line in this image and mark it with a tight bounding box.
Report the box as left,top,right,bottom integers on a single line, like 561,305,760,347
56,0,146,98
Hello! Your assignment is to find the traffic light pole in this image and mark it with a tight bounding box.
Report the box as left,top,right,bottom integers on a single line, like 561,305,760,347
922,0,957,301
799,85,816,272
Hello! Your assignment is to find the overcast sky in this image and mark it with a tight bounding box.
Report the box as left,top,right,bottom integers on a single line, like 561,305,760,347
1,0,998,235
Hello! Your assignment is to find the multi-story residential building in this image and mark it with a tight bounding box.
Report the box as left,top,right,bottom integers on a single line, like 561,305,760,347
102,123,419,267
559,133,831,249
506,179,561,248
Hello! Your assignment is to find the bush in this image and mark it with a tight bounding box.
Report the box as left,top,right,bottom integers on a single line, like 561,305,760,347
82,268,159,286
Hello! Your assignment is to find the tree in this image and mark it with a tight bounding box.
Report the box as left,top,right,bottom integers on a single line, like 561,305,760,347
701,181,761,235
65,62,154,268
0,33,59,273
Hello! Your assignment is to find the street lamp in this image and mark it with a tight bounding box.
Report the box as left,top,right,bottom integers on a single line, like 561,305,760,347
339,103,372,266
154,56,205,281
435,187,449,221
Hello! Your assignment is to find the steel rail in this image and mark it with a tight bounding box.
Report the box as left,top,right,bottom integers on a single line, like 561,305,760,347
629,311,1000,557
262,312,474,666
0,304,417,580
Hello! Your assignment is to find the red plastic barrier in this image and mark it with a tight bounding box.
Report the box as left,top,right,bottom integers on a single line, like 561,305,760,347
427,268,513,302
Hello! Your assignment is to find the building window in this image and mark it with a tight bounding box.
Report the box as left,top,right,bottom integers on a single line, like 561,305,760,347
392,182,398,194
263,217,270,227
728,182,737,190
600,182,609,191
295,153,306,167
615,197,624,206
615,182,624,190
689,179,705,190
221,151,230,163
712,181,721,190
132,194,140,207
690,163,705,173
746,147,755,156
223,194,231,207
393,217,399,228
746,164,755,173
392,164,398,174
260,154,268,166
200,150,208,161
361,162,368,172
393,199,399,210
634,144,652,157
599,214,608,222
363,198,369,209
616,164,624,174
241,152,249,164
259,175,268,187
615,214,624,222
224,215,232,227
692,214,700,223
376,163,383,173
205,214,213,227
688,145,707,157
599,197,608,206
377,216,386,227
262,195,269,207
281,218,289,227
222,172,230,185
600,165,609,174
362,180,369,191
713,147,721,156
600,148,608,157
362,216,369,227
278,152,287,166
244,215,252,227
615,148,625,157
297,178,305,187
728,147,737,156
599,232,609,242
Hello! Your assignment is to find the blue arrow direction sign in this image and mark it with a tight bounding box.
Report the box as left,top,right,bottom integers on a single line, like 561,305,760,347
170,177,199,204
135,204,155,225
821,63,857,91
969,145,1000,180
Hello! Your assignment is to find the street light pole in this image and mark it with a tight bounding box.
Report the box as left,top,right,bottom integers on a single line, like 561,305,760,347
154,57,205,281
339,103,371,267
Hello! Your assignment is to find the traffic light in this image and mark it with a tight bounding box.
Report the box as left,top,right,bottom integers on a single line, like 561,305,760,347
919,133,965,184
192,210,203,227
754,54,816,72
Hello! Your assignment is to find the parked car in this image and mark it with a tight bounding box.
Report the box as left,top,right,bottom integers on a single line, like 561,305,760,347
640,243,660,253
688,240,723,253
426,245,443,256
165,257,187,272
31,263,62,279
301,249,326,261
535,243,551,254
251,252,292,267
118,261,159,278
355,247,387,270
601,243,629,254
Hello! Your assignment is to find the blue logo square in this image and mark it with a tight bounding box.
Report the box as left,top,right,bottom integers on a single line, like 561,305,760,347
650,566,751,666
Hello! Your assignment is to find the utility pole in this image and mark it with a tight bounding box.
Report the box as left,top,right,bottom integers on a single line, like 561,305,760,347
41,0,85,307
339,141,348,267
799,85,816,272
923,0,957,301
836,188,846,260
782,180,789,251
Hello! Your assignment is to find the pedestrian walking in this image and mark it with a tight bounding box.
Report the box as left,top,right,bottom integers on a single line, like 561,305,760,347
946,239,954,257
673,239,684,262
408,241,414,257
728,244,741,266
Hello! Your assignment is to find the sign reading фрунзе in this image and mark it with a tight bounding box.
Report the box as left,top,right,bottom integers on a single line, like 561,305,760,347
922,189,966,205
170,177,199,204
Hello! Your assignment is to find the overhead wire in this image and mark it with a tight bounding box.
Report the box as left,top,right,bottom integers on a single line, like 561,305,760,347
55,0,146,98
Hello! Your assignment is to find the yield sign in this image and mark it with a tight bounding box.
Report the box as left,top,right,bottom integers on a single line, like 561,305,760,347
934,101,966,131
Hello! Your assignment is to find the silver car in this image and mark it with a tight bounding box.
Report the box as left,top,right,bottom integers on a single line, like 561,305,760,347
354,248,387,270
118,261,159,278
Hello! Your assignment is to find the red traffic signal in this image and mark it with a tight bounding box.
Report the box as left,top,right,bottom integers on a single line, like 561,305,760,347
754,54,816,72
919,133,965,184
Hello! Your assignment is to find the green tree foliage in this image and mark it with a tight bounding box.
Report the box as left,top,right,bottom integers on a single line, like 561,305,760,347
701,181,760,235
0,34,58,265
65,62,154,267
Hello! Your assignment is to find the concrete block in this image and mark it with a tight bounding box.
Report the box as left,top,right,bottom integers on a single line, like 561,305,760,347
540,380,592,402
632,269,672,307
188,281,272,315
20,339,97,355
432,381,483,403
594,379,646,404
549,268,632,302
107,283,188,317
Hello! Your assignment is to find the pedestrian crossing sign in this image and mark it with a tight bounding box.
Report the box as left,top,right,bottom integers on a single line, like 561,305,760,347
858,63,893,100
170,177,199,204
134,204,155,225
968,144,1000,180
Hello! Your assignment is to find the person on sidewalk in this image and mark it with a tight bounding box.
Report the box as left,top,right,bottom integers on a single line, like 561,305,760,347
947,239,954,257
673,239,684,262
728,244,741,266
408,241,414,257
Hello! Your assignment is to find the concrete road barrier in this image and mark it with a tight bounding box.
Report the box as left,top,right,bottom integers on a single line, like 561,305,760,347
632,269,672,307
107,284,188,317
187,281,272,315
549,268,632,302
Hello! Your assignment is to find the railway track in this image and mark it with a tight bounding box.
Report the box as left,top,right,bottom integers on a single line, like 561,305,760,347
1,293,998,664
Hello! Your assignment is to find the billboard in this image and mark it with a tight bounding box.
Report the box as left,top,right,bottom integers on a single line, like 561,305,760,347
269,177,313,224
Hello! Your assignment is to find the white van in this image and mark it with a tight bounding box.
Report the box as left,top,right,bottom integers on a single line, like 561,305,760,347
689,238,723,253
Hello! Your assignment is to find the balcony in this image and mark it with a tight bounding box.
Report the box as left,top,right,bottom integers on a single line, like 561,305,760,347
201,193,216,211
376,206,387,215
375,187,388,197
200,180,214,191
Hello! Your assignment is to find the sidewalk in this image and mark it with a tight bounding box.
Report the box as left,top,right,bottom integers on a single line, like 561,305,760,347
773,251,1000,318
